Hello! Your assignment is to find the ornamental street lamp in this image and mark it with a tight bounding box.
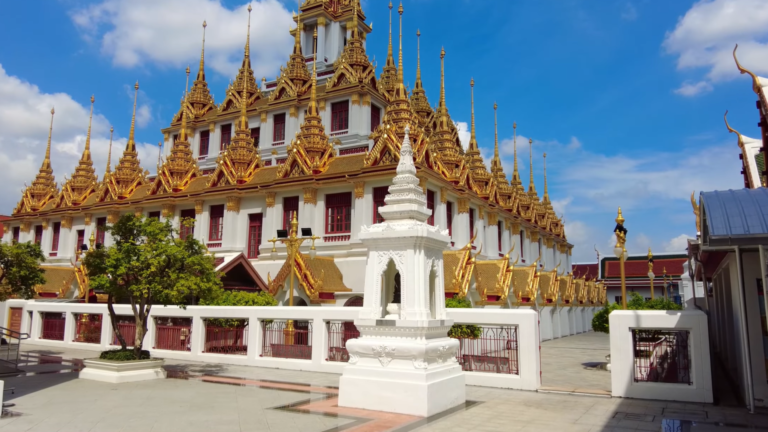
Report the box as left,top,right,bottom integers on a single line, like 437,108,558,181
662,266,669,300
613,207,628,310
647,247,655,300
267,213,319,345
75,231,97,304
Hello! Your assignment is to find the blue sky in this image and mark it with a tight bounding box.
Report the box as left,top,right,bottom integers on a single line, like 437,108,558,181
0,0,765,262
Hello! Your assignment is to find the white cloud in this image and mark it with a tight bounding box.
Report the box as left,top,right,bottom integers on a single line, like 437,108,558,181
0,64,158,215
664,234,692,252
456,121,471,150
621,2,638,21
136,104,152,128
566,137,582,150
663,0,768,91
673,80,713,96
70,0,294,79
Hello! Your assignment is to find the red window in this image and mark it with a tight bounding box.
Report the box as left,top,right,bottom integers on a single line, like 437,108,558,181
77,229,85,250
283,196,299,230
220,124,232,150
373,186,388,224
497,222,502,253
250,127,260,148
426,190,435,226
273,113,286,143
12,227,19,243
179,209,196,239
96,217,107,245
209,205,224,241
199,130,210,157
331,101,349,132
34,225,43,246
371,105,381,132
148,211,161,220
325,192,352,234
469,209,475,238
519,230,525,259
51,222,61,252
446,202,454,237
247,213,263,259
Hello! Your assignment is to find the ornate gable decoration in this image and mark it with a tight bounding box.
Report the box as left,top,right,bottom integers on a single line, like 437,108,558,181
174,22,215,123
511,253,540,306
475,245,516,305
269,13,310,102
100,83,148,202
327,3,377,90
277,33,335,179
58,96,98,208
558,273,574,304
152,106,200,194
15,108,59,214
442,233,480,299
537,263,561,305
219,6,263,112
208,88,262,187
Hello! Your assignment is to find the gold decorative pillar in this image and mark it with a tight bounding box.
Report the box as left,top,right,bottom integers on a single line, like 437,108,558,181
266,192,276,208
457,198,469,214
61,216,73,230
107,210,120,224
354,181,365,199
84,214,93,226
260,112,267,124
226,196,241,213
488,213,498,226
303,188,317,205
418,177,427,194
194,200,205,215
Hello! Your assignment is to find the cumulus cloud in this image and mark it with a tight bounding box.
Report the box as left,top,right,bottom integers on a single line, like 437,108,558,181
621,2,638,21
0,64,158,214
674,80,714,96
663,0,768,92
136,104,152,128
664,234,692,252
456,121,471,150
70,0,294,79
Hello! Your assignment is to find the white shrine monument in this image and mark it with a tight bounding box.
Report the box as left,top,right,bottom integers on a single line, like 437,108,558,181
338,127,466,417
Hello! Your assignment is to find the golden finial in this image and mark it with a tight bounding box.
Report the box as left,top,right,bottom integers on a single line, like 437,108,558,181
308,27,318,115
388,1,393,61
469,78,477,147
528,138,535,193
439,47,446,108
43,107,55,167
185,66,190,95
512,121,519,182
294,1,302,50
724,110,745,149
89,230,95,248
615,207,625,225
106,126,113,174
127,81,139,152
733,44,761,95
494,102,499,158
246,4,252,58
397,1,404,84
197,21,207,82
416,29,421,82
290,211,298,238
543,152,549,199
648,247,653,261
83,95,95,161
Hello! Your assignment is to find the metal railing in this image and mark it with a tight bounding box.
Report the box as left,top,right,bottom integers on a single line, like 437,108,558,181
326,321,359,362
633,329,691,384
261,320,312,360
111,318,137,347
154,319,192,351
454,325,519,374
41,312,66,341
74,314,102,344
204,321,248,355
0,325,29,368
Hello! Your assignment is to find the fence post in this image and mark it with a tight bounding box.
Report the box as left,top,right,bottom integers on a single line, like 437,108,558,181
312,317,324,368
101,312,112,349
189,313,204,355
247,311,260,361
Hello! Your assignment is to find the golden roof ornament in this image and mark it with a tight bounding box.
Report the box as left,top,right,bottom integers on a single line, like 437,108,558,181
105,126,114,175
102,82,147,201
327,0,377,89
466,79,493,198
410,28,433,130
208,86,262,187
14,107,58,214
270,7,311,101
220,4,262,112
60,95,99,207
278,29,334,178
177,21,215,121
377,1,398,101
429,47,466,183
491,103,513,207
733,44,764,96
153,98,200,194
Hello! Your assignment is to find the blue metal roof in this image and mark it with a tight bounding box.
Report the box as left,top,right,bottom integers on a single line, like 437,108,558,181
701,188,768,245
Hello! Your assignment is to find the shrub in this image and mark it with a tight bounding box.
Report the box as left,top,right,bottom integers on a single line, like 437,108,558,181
592,292,683,334
445,295,481,339
200,290,278,328
100,349,150,361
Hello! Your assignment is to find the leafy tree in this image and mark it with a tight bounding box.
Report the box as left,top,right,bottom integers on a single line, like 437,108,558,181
200,290,277,328
0,241,46,301
83,214,222,359
445,295,482,339
593,292,682,334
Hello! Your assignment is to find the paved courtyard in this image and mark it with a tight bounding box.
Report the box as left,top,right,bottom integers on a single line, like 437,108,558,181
540,331,612,393
0,337,764,432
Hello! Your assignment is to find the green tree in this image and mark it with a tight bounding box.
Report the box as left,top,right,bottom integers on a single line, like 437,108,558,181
200,290,277,328
0,241,46,301
83,214,222,359
592,292,682,334
445,295,482,339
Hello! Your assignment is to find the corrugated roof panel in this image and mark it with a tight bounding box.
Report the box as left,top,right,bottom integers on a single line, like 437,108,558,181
701,188,768,240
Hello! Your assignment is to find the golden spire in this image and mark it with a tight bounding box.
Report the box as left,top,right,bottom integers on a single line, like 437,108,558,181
127,82,139,152
310,27,318,114
439,47,446,109
397,1,403,84
197,21,207,82
528,138,537,196
61,95,98,206
245,4,252,62
293,3,302,56
468,79,477,151
42,107,55,171
387,2,394,66
410,28,432,124
494,103,500,159
105,127,113,175
15,107,58,214
378,1,398,100
153,96,199,194
542,152,551,204
185,66,190,95
82,95,94,162
490,102,507,184
416,29,422,83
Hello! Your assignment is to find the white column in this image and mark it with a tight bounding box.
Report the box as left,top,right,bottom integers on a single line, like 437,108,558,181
318,20,327,64
487,221,499,258
455,212,469,248
58,225,73,260
352,192,366,243
193,208,204,243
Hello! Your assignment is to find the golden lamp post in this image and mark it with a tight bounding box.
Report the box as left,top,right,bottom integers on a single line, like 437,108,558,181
647,247,655,300
613,207,628,310
268,213,319,345
75,231,97,304
662,267,669,300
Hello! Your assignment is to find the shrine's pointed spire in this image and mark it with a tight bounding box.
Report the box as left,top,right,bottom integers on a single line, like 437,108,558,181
468,79,478,151
439,47,446,109
244,4,252,65
41,107,55,172
197,21,207,82
126,82,139,153
493,104,499,159
387,2,394,66
308,28,318,117
511,122,521,187
528,138,537,195
415,29,422,84
105,127,113,175
81,95,95,163
490,102,507,183
543,152,550,203
292,4,303,56
397,1,404,84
